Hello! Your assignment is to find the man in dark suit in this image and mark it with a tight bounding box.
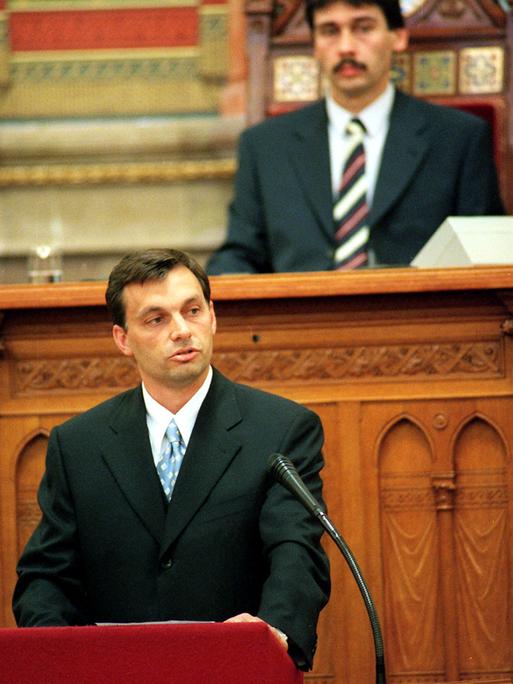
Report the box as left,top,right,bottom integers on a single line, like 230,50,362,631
206,0,504,274
13,249,330,671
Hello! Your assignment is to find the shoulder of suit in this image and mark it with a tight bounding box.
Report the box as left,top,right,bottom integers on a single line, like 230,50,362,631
240,100,326,141
54,386,140,433
395,90,488,130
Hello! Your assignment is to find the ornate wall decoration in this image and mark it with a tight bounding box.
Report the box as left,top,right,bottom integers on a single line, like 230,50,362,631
414,50,456,95
273,55,320,103
459,46,504,94
391,53,412,94
0,158,236,187
0,1,8,86
1,1,229,119
198,4,229,79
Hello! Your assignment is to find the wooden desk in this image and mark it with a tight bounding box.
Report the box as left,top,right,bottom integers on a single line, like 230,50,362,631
1,266,513,683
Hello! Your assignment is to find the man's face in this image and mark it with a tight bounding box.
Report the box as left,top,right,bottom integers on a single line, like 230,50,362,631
312,1,408,110
112,265,216,398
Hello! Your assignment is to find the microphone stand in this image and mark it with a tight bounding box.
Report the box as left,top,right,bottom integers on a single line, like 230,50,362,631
269,453,386,684
315,509,386,684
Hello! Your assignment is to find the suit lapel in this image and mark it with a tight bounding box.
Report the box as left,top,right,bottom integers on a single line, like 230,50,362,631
370,91,430,228
101,387,166,544
289,101,334,241
159,370,242,557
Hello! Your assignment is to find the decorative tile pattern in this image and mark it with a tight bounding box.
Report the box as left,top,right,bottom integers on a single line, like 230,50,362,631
391,53,412,93
3,1,229,118
273,55,320,103
11,55,199,83
199,6,228,79
0,11,8,85
414,51,456,96
460,46,504,94
2,52,223,117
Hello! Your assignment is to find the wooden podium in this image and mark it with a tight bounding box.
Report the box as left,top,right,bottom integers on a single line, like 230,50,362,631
1,266,513,683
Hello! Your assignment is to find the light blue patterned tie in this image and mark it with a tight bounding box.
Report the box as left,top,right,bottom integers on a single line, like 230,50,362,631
157,419,186,501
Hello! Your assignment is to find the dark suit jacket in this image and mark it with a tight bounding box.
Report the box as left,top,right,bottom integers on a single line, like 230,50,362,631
13,369,330,670
207,90,504,273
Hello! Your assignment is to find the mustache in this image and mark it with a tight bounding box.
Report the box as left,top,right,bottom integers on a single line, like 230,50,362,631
333,57,366,73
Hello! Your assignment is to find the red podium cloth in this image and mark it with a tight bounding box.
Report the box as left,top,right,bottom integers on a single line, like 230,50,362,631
0,622,304,684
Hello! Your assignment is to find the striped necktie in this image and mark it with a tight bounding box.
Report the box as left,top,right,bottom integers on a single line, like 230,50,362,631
157,419,186,501
333,118,370,270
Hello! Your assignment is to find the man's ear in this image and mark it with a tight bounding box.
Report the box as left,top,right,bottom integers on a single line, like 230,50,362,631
209,301,217,336
393,27,409,53
112,324,133,357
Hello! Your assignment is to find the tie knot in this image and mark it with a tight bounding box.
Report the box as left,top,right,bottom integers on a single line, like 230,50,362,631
346,118,365,137
166,419,183,446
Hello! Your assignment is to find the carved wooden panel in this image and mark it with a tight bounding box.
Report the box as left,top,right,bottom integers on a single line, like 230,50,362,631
16,432,48,559
14,358,139,395
364,400,513,683
379,419,445,682
1,272,513,682
454,417,512,679
0,414,73,626
10,339,503,396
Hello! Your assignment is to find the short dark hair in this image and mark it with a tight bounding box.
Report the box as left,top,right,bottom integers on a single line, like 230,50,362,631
106,248,211,329
305,0,405,30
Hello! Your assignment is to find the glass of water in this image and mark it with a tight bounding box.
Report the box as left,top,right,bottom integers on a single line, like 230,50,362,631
27,244,63,283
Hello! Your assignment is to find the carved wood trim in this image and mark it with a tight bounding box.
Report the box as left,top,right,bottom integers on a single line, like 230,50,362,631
432,471,457,510
11,339,503,394
214,341,502,383
14,357,140,394
271,0,302,34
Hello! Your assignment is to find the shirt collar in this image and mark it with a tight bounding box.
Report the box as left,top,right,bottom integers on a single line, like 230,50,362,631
142,365,213,448
326,83,395,138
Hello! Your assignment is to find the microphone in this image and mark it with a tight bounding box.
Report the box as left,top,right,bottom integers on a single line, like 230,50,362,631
268,453,386,684
268,451,325,519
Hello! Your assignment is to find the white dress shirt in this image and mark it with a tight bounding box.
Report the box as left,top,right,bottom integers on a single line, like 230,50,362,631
142,365,213,468
326,83,395,207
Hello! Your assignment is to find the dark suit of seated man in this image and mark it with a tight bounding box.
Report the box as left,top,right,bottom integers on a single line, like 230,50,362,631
13,249,330,672
206,0,504,275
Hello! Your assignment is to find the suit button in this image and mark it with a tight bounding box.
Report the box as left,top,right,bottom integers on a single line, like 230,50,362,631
161,559,173,570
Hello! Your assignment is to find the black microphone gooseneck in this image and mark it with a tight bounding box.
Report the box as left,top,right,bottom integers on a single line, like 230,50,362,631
268,452,386,684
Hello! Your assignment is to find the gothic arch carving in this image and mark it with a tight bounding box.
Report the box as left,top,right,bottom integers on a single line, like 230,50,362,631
376,412,435,469
15,429,49,557
377,417,444,677
452,415,512,676
452,411,510,464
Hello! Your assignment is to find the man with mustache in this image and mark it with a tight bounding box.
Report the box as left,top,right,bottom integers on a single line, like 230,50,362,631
13,248,330,672
207,0,504,273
